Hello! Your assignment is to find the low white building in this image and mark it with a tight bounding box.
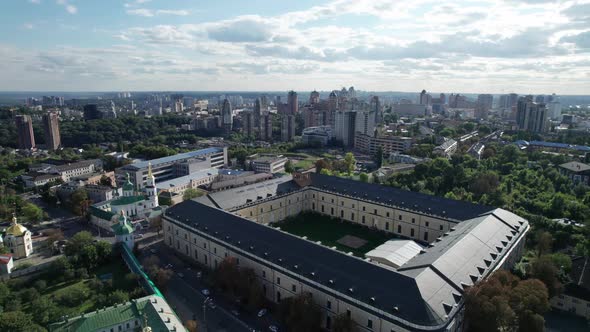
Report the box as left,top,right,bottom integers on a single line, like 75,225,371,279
0,254,14,275
249,154,288,174
365,240,423,269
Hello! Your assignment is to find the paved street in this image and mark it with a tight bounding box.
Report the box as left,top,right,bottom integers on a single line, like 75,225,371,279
140,240,279,332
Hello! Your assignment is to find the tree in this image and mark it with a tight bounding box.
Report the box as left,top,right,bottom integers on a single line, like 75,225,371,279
373,146,383,168
278,292,322,332
65,231,94,257
535,232,553,257
99,175,113,187
359,172,369,183
528,256,563,297
0,311,34,331
30,297,60,325
107,290,129,306
183,188,203,201
70,188,90,216
22,203,43,223
150,218,163,235
95,241,113,262
464,270,549,332
185,320,198,332
343,153,356,174
315,159,330,173
284,160,294,173
332,313,355,332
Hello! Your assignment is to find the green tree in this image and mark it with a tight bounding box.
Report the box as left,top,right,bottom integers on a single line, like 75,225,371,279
65,231,94,257
284,160,294,173
70,188,90,216
373,146,383,168
22,203,43,223
528,256,563,297
183,188,203,201
343,152,356,174
0,311,34,331
359,172,369,183
30,297,60,325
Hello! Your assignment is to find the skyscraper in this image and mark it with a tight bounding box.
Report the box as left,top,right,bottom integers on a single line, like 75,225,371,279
418,90,431,105
259,114,273,141
15,115,35,149
287,91,298,115
243,111,254,138
42,111,61,151
516,97,548,133
309,90,320,105
221,99,233,137
334,110,356,147
369,96,381,123
355,110,376,137
281,114,296,142
254,98,262,127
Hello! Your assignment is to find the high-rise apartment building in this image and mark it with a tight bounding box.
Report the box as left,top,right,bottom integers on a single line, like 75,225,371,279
516,97,548,133
334,110,356,147
287,91,298,115
309,90,320,105
355,110,376,137
254,98,262,127
42,111,61,151
259,114,273,141
221,98,233,137
243,111,254,138
15,115,35,150
281,114,296,142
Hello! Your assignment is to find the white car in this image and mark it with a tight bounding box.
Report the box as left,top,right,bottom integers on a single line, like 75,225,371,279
207,301,216,309
269,326,278,332
177,272,184,278
201,289,210,296
257,309,267,318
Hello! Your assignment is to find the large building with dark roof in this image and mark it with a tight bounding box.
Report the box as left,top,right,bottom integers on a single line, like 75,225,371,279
163,173,529,332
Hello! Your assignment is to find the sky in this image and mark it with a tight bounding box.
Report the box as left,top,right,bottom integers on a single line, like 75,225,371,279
1,0,589,94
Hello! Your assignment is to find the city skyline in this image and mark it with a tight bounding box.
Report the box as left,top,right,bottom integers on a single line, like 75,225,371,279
1,0,589,93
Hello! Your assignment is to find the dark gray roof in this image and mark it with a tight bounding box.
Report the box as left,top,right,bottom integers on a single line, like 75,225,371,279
308,173,493,221
165,201,441,329
205,175,299,210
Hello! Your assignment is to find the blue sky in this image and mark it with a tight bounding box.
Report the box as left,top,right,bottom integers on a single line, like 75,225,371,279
1,0,589,93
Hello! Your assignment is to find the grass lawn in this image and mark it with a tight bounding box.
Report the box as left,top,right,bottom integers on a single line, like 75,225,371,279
273,212,395,257
94,259,136,290
22,258,140,319
294,159,313,170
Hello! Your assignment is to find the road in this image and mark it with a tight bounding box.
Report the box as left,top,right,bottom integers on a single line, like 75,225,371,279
140,240,279,332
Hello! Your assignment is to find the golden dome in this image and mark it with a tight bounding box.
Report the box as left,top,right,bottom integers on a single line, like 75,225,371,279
6,215,28,237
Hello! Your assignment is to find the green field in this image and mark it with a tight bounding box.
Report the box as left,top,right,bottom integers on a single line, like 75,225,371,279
273,212,395,257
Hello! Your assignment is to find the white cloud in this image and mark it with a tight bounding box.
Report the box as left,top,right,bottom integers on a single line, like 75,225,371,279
56,0,77,14
126,8,190,17
29,0,41,4
23,23,34,30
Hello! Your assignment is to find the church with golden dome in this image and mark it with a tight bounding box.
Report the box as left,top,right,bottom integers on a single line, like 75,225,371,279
2,214,33,259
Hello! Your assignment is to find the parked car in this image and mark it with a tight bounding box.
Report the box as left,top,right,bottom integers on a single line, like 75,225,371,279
257,309,267,318
231,309,240,316
196,271,202,278
207,301,216,309
165,264,173,269
149,248,157,254
269,326,278,332
201,289,210,296
177,272,184,278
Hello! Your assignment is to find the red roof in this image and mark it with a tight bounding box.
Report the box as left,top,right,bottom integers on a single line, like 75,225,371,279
0,254,13,264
